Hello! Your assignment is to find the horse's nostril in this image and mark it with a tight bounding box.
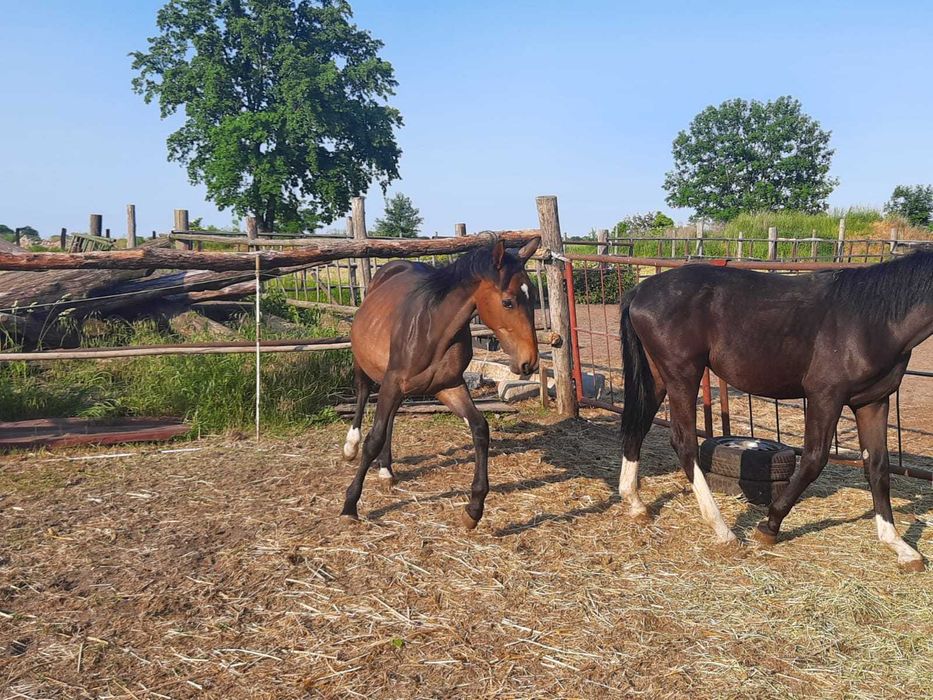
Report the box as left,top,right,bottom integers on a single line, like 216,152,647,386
521,362,533,375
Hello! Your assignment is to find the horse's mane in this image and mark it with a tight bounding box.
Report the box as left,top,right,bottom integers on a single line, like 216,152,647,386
827,248,933,322
415,243,517,306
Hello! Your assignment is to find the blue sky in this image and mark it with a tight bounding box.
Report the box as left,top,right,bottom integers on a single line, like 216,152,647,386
1,1,931,238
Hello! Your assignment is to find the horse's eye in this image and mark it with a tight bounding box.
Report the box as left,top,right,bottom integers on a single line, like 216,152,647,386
502,298,514,309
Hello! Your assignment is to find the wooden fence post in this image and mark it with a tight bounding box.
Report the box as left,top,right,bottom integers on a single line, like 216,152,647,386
596,228,609,256
345,215,359,304
836,217,846,261
537,195,578,418
351,196,371,293
105,228,111,239
695,220,704,256
174,209,190,250
768,226,778,260
455,223,467,237
89,214,102,238
889,226,897,255
126,204,137,249
246,216,258,244
14,228,21,247
737,231,744,259
60,228,67,250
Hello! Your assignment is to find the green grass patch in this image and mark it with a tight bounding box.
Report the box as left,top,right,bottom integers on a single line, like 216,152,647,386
0,292,353,436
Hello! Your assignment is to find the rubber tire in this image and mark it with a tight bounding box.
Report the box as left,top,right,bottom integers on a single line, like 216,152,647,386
701,470,789,506
699,436,796,482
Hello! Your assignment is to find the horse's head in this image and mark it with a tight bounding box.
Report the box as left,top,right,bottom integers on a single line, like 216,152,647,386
474,237,541,377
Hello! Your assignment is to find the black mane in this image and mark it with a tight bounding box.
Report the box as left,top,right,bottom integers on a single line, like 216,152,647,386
416,244,519,305
827,249,933,322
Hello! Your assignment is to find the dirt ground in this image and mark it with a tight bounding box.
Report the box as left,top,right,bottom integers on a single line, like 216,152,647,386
3,407,933,699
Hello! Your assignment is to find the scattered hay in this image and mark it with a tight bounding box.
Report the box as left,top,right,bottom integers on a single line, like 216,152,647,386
2,408,933,698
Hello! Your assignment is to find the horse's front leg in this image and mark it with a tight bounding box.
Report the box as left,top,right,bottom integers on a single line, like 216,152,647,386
436,383,489,530
340,375,403,522
855,399,924,572
753,395,842,546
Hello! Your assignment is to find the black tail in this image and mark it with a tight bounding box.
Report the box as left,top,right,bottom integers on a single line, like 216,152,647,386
620,296,657,457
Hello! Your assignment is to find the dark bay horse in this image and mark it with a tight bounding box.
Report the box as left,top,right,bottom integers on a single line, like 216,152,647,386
619,250,933,571
340,237,541,528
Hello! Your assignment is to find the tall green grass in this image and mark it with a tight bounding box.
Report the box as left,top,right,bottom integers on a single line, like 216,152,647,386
0,294,353,436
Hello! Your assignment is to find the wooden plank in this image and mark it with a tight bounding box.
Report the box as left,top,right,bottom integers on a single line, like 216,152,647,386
0,337,351,361
334,399,516,415
0,230,541,272
0,417,189,450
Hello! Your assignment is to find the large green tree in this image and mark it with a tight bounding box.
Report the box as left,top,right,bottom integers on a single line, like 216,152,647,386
663,96,837,222
885,185,933,228
131,0,402,232
373,192,423,237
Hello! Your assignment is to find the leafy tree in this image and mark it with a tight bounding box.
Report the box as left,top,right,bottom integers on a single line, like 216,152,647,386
663,96,837,222
0,225,40,243
373,193,423,237
131,0,402,232
612,211,675,236
885,185,933,228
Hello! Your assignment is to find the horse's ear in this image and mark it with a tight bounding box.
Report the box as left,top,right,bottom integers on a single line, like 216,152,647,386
492,240,506,269
517,237,541,263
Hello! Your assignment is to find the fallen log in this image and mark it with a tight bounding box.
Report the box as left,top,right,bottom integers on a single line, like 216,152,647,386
0,230,540,272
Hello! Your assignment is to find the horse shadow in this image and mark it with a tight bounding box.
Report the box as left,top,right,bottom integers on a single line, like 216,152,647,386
368,414,933,546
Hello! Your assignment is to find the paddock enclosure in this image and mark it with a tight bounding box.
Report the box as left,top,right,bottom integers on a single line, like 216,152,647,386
3,196,933,698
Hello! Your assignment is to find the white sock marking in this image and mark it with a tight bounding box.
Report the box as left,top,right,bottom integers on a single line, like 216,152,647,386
378,467,394,480
691,463,736,544
618,457,647,517
342,426,361,459
875,514,922,564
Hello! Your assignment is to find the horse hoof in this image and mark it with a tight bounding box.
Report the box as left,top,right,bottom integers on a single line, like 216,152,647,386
377,468,397,490
459,509,479,531
898,558,925,573
751,526,778,547
631,510,651,526
339,514,360,527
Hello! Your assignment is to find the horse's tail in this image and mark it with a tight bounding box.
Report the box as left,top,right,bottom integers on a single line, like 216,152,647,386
620,291,657,457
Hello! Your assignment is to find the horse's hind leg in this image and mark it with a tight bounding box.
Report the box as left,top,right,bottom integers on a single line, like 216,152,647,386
343,362,373,461
754,394,842,546
373,416,397,488
340,376,403,522
436,383,489,530
619,377,666,523
855,399,923,571
667,381,737,545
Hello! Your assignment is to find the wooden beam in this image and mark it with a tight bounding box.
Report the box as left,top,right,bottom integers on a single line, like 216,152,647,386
537,196,577,418
0,230,541,272
0,337,351,362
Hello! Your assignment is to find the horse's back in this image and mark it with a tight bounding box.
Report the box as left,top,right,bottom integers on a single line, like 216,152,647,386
629,265,829,397
351,260,435,382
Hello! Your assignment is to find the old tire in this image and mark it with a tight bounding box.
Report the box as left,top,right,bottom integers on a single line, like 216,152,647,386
699,436,796,482
702,471,789,506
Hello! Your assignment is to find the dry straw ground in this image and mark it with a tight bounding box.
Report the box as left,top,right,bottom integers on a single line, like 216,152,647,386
3,407,933,699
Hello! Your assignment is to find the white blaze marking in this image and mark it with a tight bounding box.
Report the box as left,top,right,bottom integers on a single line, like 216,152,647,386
875,514,922,564
691,462,736,543
618,457,647,517
862,449,869,460
342,427,361,459
378,467,394,480
520,283,529,298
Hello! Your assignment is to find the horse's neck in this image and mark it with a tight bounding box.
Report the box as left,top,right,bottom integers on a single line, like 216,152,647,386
899,303,933,353
431,282,478,346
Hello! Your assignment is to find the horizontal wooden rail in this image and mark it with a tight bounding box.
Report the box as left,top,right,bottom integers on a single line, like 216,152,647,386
0,338,351,361
0,230,541,272
564,253,873,271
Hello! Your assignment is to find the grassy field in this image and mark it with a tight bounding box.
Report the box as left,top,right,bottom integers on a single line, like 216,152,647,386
0,294,353,436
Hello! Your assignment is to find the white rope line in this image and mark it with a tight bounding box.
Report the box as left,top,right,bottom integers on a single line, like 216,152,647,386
254,252,261,442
